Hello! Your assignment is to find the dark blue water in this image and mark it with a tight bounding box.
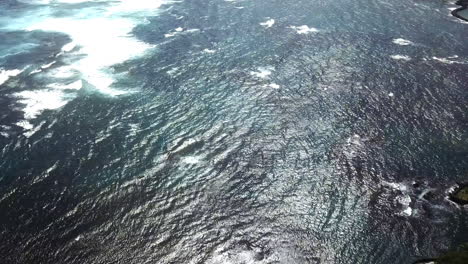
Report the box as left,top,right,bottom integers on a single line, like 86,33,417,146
1,0,468,263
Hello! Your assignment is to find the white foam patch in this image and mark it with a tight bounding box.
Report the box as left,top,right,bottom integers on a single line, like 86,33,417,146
48,66,77,79
183,156,201,164
61,42,76,52
3,0,165,128
203,49,217,54
164,32,178,38
402,206,413,216
431,56,464,64
23,120,46,138
346,134,362,146
14,89,73,120
166,67,179,76
390,55,411,61
289,25,319,34
0,69,23,85
397,195,413,215
392,38,414,46
0,126,10,138
6,0,163,96
383,181,408,192
185,28,200,33
260,18,275,28
27,18,151,95
48,79,83,90
268,83,280,89
250,67,273,79
41,61,56,69
16,120,34,130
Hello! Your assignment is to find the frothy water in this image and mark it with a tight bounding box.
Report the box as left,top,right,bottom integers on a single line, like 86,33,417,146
0,69,22,85
392,38,414,46
1,0,164,130
260,19,275,28
289,25,319,34
390,54,412,61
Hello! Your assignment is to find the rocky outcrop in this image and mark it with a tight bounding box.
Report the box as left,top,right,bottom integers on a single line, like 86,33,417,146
414,243,468,264
452,0,468,22
449,183,468,205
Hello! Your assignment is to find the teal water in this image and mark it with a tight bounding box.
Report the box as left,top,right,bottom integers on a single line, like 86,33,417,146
0,0,468,263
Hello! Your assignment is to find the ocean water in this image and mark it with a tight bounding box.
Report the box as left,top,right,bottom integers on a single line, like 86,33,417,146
0,0,468,263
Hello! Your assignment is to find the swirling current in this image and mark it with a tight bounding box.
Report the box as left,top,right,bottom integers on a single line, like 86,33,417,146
0,0,468,263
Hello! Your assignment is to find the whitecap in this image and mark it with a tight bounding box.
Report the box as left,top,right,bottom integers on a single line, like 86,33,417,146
164,32,178,38
10,0,163,97
186,28,200,33
346,134,361,146
166,67,179,76
397,195,413,216
0,126,11,138
250,67,273,79
431,56,465,64
260,19,275,28
203,49,217,54
41,61,56,70
0,69,23,86
16,120,34,131
14,89,73,120
402,206,413,216
48,80,83,90
383,181,408,192
61,42,76,52
24,120,46,138
390,55,411,61
289,25,319,34
48,66,77,79
392,38,413,46
183,156,201,164
268,83,280,89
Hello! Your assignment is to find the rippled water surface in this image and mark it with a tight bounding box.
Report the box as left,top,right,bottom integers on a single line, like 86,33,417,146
1,0,468,263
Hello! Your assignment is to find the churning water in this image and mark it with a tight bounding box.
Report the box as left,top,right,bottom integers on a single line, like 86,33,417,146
1,0,468,263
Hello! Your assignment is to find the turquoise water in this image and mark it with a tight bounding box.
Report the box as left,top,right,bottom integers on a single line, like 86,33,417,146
0,0,468,263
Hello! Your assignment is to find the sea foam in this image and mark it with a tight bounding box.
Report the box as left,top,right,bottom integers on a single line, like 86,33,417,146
289,25,319,34
0,69,22,86
2,0,164,129
392,38,414,46
260,19,275,28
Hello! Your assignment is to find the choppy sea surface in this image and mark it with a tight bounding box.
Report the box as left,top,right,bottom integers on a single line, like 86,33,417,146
1,0,468,263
